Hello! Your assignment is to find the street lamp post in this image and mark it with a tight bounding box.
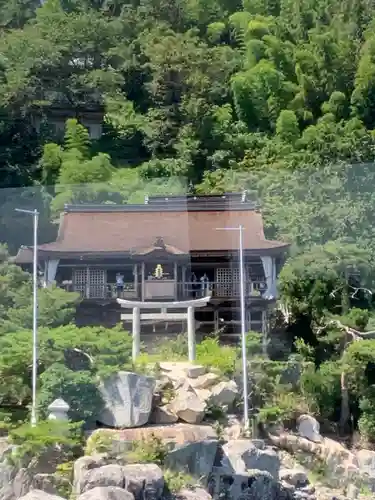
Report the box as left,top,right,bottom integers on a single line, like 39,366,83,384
216,225,249,431
15,208,39,426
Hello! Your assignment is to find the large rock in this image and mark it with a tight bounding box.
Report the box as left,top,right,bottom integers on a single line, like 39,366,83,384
237,470,293,500
169,385,206,424
356,449,375,478
221,440,280,479
190,373,221,390
149,406,178,425
209,381,239,407
18,491,65,500
78,487,134,500
98,372,156,428
32,473,71,496
159,362,205,380
164,440,219,478
73,455,108,495
279,468,308,487
85,425,216,456
81,464,126,493
176,488,212,500
122,464,164,500
297,415,322,443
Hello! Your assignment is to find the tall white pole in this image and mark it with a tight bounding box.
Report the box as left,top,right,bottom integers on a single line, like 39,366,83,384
31,209,39,427
216,225,249,431
239,225,249,430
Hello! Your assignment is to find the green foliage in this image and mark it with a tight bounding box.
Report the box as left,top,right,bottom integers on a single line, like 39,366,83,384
85,430,115,456
358,389,375,442
246,330,265,357
342,308,370,331
300,361,342,420
0,247,80,334
38,364,104,423
196,336,238,376
126,434,169,466
0,324,132,407
8,420,82,464
163,469,196,494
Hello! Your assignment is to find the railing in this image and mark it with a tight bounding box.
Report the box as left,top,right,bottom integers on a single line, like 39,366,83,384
60,280,267,300
61,282,138,300
180,281,267,298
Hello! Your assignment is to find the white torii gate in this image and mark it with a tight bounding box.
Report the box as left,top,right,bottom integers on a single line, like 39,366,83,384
117,296,211,362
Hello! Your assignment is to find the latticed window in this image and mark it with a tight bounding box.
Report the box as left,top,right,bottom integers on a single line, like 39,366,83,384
216,267,240,296
72,268,107,298
72,268,87,297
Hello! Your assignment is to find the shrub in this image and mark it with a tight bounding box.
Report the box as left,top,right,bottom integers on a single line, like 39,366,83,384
38,363,104,424
343,308,369,331
196,336,237,376
0,324,133,408
246,331,265,357
300,361,342,420
8,420,83,464
163,469,195,494
85,430,115,456
126,434,169,465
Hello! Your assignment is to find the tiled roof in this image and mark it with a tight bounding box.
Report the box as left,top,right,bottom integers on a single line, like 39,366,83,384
32,208,288,254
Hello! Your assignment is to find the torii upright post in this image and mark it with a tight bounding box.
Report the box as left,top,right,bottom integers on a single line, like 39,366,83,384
187,306,195,361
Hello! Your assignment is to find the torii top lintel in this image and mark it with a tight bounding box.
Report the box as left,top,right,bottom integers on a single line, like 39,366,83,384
116,296,211,309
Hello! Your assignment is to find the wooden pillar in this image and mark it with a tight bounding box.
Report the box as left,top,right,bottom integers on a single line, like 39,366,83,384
132,306,141,362
187,306,196,361
214,309,219,332
85,266,90,299
133,264,138,296
141,262,145,301
182,265,186,299
174,261,178,299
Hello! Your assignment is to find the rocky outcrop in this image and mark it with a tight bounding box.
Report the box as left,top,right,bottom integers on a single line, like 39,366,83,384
17,492,63,500
78,486,134,500
296,415,322,443
221,440,280,480
98,372,156,428
164,440,219,478
86,425,217,456
154,363,239,424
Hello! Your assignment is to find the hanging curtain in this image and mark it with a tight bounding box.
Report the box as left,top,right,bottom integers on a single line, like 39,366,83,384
260,256,276,299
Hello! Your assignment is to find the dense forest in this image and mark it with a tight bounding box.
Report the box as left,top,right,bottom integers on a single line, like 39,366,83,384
2,0,375,251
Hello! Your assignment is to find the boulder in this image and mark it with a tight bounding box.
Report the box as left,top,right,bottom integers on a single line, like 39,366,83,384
356,449,375,478
122,464,164,500
297,415,322,443
209,381,239,407
279,468,308,487
73,455,108,495
169,387,206,424
209,469,292,500
18,491,65,500
149,406,178,425
32,473,71,496
159,362,205,380
221,440,280,479
190,373,221,390
164,440,219,478
176,488,212,500
98,372,155,428
81,465,126,493
78,487,134,500
86,425,216,455
186,365,206,378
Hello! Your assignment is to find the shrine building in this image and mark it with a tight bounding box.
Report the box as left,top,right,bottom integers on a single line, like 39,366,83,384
14,192,289,341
